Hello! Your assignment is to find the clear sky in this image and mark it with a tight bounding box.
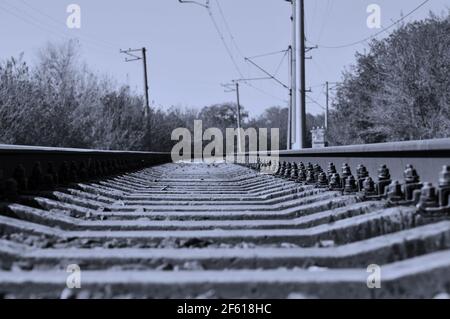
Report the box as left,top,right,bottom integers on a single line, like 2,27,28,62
0,0,448,117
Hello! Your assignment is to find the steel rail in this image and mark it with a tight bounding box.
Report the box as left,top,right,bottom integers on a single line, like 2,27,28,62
243,138,450,185
0,144,171,198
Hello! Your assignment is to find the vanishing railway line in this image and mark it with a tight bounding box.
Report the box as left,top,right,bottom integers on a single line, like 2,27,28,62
0,140,450,299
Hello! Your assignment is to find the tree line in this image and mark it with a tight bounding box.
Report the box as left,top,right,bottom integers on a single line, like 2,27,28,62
0,39,323,151
327,12,450,145
1,12,447,152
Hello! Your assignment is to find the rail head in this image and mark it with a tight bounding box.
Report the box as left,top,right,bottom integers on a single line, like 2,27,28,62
0,144,169,155
242,138,450,186
244,138,450,158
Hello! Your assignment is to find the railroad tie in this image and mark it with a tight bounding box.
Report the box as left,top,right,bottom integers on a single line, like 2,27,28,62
1,162,450,299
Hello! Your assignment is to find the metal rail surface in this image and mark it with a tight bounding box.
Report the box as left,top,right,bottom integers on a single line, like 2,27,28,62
0,144,171,198
247,138,450,184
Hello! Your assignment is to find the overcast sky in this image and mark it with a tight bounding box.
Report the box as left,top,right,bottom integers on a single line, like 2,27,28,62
0,0,448,117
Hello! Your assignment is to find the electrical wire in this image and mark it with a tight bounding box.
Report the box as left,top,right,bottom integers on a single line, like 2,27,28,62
18,0,120,50
185,0,289,104
309,83,326,89
0,1,114,55
315,0,332,44
310,58,328,78
317,0,333,42
214,0,246,59
206,4,245,78
306,94,326,110
214,0,290,104
273,49,289,77
208,4,289,102
245,81,288,103
0,3,78,47
307,0,318,41
313,0,431,49
247,49,289,60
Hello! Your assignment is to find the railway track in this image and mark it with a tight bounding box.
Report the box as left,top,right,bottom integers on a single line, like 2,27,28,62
1,141,450,299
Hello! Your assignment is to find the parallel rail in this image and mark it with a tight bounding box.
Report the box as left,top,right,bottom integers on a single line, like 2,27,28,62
244,138,450,217
0,144,171,198
253,138,450,184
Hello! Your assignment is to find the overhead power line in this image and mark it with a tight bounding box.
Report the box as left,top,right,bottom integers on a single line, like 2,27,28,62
273,49,289,77
214,0,246,58
247,49,289,60
233,77,272,82
315,0,333,43
208,1,287,102
244,82,288,103
206,2,245,78
18,0,120,49
313,0,431,49
0,0,114,55
244,56,289,90
306,94,325,110
178,0,209,8
179,0,289,104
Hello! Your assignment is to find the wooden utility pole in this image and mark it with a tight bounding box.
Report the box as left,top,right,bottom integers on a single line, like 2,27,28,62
120,47,150,117
222,81,243,152
235,81,242,153
325,81,329,130
142,47,150,118
325,81,338,129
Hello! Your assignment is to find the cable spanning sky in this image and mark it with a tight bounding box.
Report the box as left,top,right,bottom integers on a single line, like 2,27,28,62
0,0,448,117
